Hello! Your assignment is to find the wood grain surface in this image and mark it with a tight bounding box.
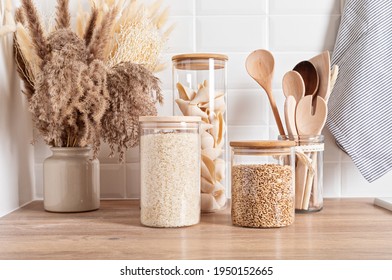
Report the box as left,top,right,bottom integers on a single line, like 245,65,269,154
0,199,391,260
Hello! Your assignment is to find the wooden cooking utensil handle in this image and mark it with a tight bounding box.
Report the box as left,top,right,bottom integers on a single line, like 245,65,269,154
295,161,307,209
302,152,318,210
312,152,319,207
267,91,286,136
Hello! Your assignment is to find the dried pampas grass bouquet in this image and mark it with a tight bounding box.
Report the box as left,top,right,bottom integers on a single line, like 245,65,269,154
14,0,170,161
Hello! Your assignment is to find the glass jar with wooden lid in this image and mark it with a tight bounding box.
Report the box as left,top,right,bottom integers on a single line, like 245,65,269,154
139,116,201,228
172,53,228,213
230,140,296,228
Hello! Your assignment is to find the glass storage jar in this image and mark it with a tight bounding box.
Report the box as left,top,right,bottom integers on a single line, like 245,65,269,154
172,53,228,213
230,140,296,228
139,116,201,228
279,135,324,212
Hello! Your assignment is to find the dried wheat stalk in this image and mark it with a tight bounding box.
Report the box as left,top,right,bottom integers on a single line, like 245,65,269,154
87,7,118,63
54,0,70,30
21,0,48,62
83,7,98,47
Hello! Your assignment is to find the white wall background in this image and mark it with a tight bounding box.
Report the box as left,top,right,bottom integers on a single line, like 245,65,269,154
6,0,392,206
0,0,35,217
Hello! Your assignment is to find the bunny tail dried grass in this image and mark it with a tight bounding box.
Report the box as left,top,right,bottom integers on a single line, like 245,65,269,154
107,8,165,71
84,7,98,46
21,0,48,62
54,0,71,30
87,7,118,62
102,62,162,161
107,0,171,71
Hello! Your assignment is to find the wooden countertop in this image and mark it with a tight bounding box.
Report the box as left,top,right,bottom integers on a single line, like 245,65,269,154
0,199,391,260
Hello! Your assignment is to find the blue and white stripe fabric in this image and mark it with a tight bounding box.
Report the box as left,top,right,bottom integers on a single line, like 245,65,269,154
327,0,392,182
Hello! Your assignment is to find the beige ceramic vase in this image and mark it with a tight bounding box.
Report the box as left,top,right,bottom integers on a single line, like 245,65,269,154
43,147,100,212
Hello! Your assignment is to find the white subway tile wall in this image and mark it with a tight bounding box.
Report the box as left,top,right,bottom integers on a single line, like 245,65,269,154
269,15,341,52
166,17,194,53
33,0,392,199
196,0,267,15
196,16,267,52
100,165,126,199
269,0,340,15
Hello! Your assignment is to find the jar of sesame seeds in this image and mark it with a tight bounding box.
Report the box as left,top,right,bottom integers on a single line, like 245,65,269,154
230,140,296,228
139,116,201,228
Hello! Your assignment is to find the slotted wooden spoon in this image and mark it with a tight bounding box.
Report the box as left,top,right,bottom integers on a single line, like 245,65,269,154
296,95,327,210
296,96,327,136
310,51,330,101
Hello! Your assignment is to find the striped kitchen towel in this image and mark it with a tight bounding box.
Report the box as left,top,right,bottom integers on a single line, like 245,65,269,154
327,0,392,182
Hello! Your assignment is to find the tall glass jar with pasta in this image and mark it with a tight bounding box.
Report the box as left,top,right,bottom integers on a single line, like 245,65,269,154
172,53,228,212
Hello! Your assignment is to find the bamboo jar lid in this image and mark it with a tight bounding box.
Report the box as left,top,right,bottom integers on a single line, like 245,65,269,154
230,140,296,149
139,116,201,123
172,53,228,70
172,53,228,62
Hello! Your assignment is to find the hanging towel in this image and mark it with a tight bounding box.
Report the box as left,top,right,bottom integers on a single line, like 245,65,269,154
327,0,392,182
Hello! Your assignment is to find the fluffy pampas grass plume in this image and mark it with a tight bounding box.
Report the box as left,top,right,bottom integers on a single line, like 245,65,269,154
13,0,166,161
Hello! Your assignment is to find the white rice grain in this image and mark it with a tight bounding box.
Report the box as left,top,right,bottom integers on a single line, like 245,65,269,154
140,132,200,227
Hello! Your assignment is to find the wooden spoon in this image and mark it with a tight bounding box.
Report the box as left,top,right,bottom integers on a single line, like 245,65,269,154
282,70,305,103
284,96,297,136
293,61,319,97
245,49,286,136
309,51,330,100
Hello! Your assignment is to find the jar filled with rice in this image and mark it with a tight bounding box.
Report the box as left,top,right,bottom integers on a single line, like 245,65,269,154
139,116,201,227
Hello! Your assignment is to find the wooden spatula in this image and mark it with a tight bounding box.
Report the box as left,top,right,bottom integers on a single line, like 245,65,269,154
296,95,327,210
309,51,330,101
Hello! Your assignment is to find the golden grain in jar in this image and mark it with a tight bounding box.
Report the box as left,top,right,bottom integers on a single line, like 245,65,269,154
230,140,296,228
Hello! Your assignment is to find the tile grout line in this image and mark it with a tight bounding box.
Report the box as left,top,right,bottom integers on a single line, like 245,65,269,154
265,0,271,131
192,0,197,52
339,160,343,197
265,0,270,50
123,161,128,198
